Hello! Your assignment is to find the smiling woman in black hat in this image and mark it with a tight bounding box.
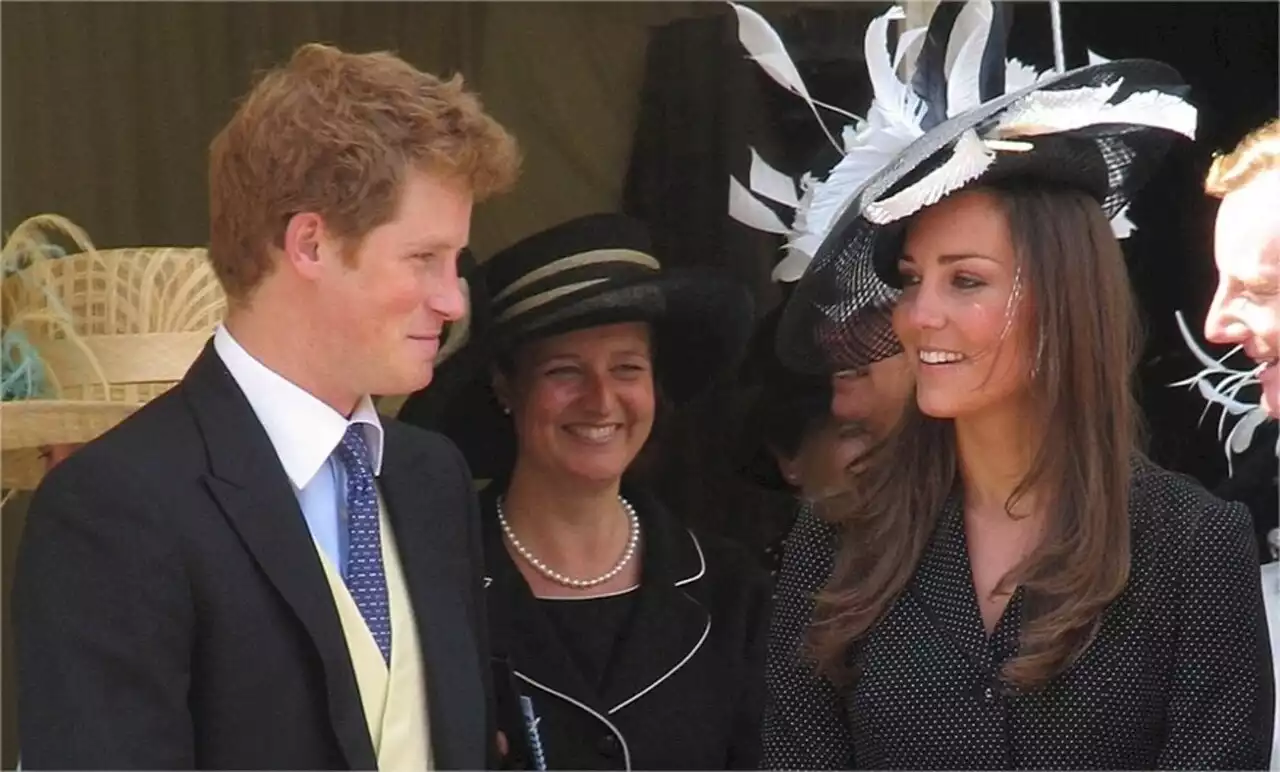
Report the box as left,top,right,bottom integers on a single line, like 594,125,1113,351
398,212,768,770
725,0,1273,767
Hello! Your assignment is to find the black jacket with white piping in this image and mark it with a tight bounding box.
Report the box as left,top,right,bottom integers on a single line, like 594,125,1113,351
482,484,770,770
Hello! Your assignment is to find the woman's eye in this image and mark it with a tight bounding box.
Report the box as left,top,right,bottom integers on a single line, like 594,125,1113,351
954,273,985,290
899,272,921,287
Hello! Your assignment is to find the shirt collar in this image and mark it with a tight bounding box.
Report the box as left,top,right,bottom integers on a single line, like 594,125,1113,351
213,324,385,487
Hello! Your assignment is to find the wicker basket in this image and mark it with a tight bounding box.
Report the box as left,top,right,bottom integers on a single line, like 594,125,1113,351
2,216,226,490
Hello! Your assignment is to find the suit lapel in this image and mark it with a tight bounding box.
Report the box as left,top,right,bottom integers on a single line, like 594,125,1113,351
379,425,486,770
183,345,376,770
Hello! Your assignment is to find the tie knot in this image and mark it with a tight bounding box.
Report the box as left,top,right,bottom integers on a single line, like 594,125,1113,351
336,424,373,475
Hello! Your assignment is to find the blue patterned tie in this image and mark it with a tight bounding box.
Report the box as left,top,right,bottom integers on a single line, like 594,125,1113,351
334,425,392,665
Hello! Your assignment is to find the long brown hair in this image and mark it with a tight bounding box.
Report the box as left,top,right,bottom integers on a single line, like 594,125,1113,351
810,180,1142,691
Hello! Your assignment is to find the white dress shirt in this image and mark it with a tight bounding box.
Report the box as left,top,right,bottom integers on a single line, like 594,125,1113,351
213,324,384,576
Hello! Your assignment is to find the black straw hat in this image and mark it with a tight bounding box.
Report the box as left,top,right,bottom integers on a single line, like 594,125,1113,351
397,213,755,479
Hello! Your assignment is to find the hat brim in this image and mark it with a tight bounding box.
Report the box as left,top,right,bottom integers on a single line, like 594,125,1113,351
397,269,754,480
1,400,143,489
777,58,1191,374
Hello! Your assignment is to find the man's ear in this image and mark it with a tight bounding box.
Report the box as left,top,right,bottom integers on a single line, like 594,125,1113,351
282,212,327,279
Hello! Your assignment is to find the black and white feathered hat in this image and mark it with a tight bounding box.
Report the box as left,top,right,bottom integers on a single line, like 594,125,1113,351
728,0,1197,373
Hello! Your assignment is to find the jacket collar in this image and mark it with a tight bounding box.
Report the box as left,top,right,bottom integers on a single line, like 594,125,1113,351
184,343,487,770
482,484,710,715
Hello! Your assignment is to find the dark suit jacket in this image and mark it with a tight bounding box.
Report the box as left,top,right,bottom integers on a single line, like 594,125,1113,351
13,344,495,770
483,484,771,770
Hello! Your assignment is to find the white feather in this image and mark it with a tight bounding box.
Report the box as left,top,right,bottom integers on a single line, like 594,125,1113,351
788,119,918,259
771,246,811,282
864,6,926,134
1110,205,1136,239
730,3,812,100
1087,49,1112,66
780,11,931,260
729,2,853,149
728,176,789,234
1004,58,1047,93
863,129,997,225
1229,407,1269,456
894,25,928,76
749,148,800,208
945,0,994,116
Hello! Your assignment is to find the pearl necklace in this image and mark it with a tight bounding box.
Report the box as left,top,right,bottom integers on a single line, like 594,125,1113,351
496,495,641,589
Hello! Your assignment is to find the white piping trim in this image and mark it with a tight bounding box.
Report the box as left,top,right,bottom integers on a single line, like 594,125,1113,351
515,671,634,771
674,530,707,586
608,616,711,715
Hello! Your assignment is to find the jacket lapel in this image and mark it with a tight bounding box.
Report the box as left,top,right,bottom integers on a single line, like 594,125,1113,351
596,490,710,715
182,344,377,770
906,494,993,672
378,424,486,771
481,500,605,711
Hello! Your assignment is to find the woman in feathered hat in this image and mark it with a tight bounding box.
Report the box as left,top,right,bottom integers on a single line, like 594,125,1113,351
728,0,1272,767
397,212,769,770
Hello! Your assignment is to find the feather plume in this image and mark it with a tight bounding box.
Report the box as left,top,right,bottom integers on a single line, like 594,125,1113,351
730,3,811,100
730,3,846,149
1003,58,1046,93
894,25,928,76
944,0,995,117
749,147,801,208
1170,310,1276,476
728,176,790,234
863,128,997,224
781,8,929,262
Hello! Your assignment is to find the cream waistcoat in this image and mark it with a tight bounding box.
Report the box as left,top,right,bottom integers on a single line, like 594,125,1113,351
313,495,433,771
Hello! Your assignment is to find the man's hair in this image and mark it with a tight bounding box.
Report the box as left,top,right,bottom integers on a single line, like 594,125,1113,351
208,43,521,302
1204,118,1280,199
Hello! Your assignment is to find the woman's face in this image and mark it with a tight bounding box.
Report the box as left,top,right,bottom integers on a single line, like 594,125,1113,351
776,418,873,500
830,354,913,439
497,322,656,485
892,189,1035,420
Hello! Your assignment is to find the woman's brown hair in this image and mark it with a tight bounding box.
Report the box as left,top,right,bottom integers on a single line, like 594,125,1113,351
809,180,1142,692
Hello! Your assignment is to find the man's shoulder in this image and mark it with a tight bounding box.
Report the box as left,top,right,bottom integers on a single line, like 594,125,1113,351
61,385,202,480
380,414,460,457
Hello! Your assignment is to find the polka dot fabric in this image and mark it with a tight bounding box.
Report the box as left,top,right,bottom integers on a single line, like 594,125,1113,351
762,504,847,769
762,457,1275,769
335,424,392,664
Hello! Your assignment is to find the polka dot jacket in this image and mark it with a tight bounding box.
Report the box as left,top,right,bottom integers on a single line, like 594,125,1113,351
762,456,1275,769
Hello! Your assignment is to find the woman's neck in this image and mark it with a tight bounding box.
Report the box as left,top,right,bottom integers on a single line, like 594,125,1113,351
954,399,1044,518
500,461,629,568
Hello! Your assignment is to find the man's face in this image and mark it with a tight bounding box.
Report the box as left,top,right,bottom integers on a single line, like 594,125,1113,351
1204,170,1280,416
312,169,472,402
830,353,913,440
